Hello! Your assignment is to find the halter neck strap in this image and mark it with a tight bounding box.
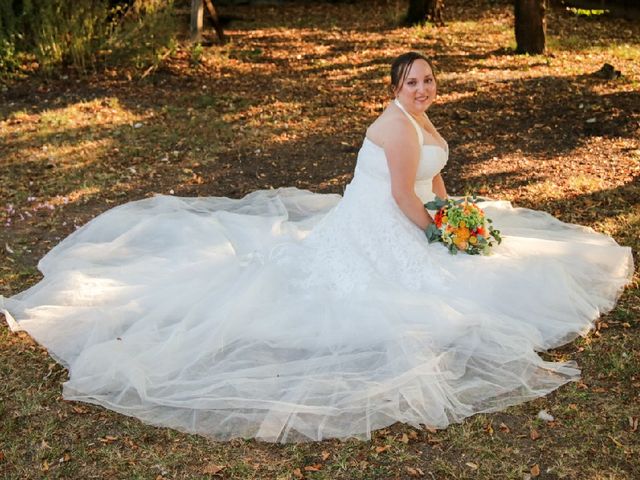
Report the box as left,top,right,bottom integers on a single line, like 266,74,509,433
394,99,424,146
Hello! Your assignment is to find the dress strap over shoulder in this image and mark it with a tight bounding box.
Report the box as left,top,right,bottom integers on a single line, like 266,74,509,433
393,99,424,146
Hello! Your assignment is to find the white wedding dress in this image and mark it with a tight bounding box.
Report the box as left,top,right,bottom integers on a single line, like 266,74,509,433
2,102,633,442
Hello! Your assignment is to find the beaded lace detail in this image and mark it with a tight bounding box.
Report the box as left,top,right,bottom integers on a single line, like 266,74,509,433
292,107,450,295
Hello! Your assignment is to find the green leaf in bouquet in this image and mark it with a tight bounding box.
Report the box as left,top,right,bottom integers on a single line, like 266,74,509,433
424,196,447,210
425,223,441,243
490,227,502,244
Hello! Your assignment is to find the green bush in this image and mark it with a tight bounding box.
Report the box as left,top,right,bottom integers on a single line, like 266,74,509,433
0,0,178,75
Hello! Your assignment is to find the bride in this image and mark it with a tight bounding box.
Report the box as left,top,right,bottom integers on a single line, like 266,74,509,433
1,52,633,443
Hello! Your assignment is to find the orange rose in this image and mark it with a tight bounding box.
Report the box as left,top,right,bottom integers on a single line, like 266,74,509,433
455,226,470,241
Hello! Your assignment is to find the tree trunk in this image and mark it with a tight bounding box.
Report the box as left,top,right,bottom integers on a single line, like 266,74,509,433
515,0,546,54
190,0,204,43
204,0,225,43
405,0,445,26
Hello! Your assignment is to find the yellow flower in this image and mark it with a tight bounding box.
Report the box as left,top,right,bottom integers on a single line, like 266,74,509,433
455,227,470,241
456,240,468,251
469,236,478,245
442,216,448,223
459,221,466,228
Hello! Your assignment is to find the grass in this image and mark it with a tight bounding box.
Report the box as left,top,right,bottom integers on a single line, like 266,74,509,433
1,0,639,478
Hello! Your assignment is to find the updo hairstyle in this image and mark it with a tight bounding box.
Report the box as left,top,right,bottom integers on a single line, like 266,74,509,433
390,51,435,97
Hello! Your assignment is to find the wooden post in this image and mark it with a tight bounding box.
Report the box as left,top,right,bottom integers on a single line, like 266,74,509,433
190,0,204,43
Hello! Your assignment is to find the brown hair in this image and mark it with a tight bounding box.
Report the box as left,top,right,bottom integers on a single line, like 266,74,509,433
390,51,435,97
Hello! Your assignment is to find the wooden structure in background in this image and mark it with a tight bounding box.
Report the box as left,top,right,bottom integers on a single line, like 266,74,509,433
190,0,225,43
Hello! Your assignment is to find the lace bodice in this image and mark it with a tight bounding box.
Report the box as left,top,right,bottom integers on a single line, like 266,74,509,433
354,137,448,203
296,104,450,294
351,98,448,203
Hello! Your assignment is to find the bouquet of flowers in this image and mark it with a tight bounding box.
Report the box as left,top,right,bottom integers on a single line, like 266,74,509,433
424,196,501,255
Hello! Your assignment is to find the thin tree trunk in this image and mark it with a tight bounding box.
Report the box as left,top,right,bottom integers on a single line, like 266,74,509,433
515,0,546,54
204,0,225,43
190,0,204,43
406,0,427,25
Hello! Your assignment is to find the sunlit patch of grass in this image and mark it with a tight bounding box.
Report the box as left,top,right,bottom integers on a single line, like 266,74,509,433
593,43,640,62
39,109,73,128
567,173,605,193
547,34,589,51
412,21,436,38
567,7,608,17
594,209,640,249
523,179,564,201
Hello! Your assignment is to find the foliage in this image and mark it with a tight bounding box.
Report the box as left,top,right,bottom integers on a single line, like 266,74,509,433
0,0,178,76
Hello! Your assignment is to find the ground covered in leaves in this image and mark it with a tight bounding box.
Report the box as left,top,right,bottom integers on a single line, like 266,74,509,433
1,0,639,478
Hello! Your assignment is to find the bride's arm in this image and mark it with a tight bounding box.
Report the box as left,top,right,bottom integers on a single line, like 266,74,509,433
383,124,433,230
432,174,447,199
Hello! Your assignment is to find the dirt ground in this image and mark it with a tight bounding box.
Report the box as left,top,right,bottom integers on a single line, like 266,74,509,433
1,0,639,478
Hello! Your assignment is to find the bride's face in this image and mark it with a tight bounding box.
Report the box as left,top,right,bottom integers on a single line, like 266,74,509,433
396,59,436,113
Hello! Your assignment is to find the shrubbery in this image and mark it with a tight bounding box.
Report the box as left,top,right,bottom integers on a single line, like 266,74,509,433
0,0,178,75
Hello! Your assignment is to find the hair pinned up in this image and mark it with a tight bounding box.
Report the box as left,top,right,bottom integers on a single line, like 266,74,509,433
390,51,435,97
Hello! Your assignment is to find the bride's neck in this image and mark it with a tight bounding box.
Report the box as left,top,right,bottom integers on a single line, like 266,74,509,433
394,98,427,119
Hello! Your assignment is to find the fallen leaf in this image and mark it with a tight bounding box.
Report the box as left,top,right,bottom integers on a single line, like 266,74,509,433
530,429,541,440
466,462,479,469
408,430,419,440
304,464,322,472
530,464,540,477
41,460,50,472
400,433,409,444
292,467,304,479
499,422,510,433
0,451,4,462
629,416,638,432
202,463,225,474
406,466,424,477
321,451,330,461
375,445,391,453
484,422,494,435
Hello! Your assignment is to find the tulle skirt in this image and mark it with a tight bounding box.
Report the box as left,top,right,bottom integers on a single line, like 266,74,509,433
1,187,633,442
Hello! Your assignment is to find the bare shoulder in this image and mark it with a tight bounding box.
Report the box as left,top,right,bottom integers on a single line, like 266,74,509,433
366,106,417,150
